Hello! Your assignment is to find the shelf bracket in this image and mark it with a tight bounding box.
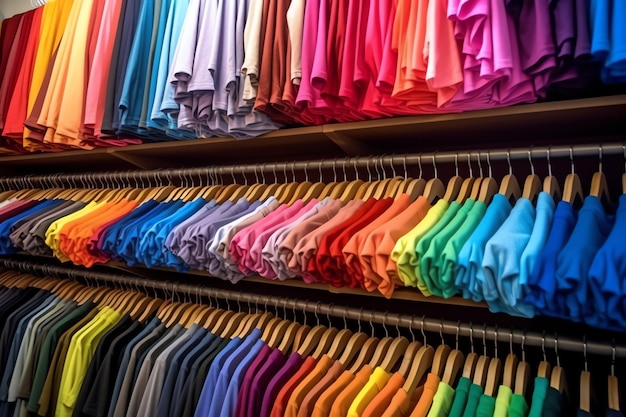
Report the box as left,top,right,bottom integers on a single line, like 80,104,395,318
323,130,380,156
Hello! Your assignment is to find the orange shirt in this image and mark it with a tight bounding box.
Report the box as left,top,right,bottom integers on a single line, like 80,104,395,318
270,356,318,417
381,386,424,417
312,369,355,417
329,365,374,417
408,373,440,417
297,359,344,417
284,355,335,417
362,372,406,417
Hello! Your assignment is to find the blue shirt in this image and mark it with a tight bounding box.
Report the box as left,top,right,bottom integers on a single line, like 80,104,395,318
101,200,159,260
556,196,614,323
0,200,63,253
525,201,577,317
456,194,512,302
588,194,626,330
482,197,536,317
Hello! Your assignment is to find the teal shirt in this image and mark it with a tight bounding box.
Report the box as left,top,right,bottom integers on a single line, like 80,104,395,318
528,377,549,417
449,377,472,417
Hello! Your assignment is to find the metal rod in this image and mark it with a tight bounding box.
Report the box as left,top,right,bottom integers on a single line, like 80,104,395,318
1,142,625,190
0,258,623,358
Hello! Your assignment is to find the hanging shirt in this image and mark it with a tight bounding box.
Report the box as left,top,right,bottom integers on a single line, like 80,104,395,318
426,381,455,417
311,368,360,417
493,385,513,417
475,395,497,417
449,376,472,417
361,372,406,417
347,367,392,417
508,393,529,417
259,352,305,417
555,196,614,323
455,194,512,302
409,373,441,417
541,387,565,417
588,194,626,330
269,356,318,417
329,365,374,417
527,377,549,417
461,383,484,417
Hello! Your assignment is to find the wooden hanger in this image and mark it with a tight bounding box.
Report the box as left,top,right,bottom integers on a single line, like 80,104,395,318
310,327,339,359
441,323,465,386
297,325,330,358
266,319,292,348
368,337,394,368
325,328,354,360
402,345,435,394
380,336,410,372
463,351,479,380
521,149,541,202
431,324,452,378
291,324,311,353
336,332,369,368
538,332,552,379
276,321,301,352
422,155,445,204
397,341,423,377
473,326,491,388
503,330,519,389
609,343,620,411
580,337,591,412
348,337,380,373
483,326,502,397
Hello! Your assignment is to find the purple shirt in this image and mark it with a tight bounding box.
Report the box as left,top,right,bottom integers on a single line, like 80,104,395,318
259,352,303,417
233,344,273,417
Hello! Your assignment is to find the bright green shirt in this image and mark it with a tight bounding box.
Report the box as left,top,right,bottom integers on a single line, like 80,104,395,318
427,381,455,417
494,385,513,417
391,199,449,292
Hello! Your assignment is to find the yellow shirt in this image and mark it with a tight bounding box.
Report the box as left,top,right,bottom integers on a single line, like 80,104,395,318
348,367,392,417
391,199,448,292
45,201,102,261
55,307,121,417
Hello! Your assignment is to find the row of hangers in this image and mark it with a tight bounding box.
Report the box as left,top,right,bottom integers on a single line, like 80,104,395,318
0,268,620,412
0,146,620,210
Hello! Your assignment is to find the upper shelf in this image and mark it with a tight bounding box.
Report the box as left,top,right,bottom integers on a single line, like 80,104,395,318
1,95,625,176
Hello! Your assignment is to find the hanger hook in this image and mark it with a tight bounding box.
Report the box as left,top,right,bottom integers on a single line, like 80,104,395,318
570,147,575,174
469,322,475,354
494,324,498,359
554,332,560,368
369,310,376,338
357,308,364,334
476,152,484,177
432,153,438,179
420,315,427,345
402,155,409,180
528,148,535,176
417,154,423,179
482,323,487,356
456,320,461,350
547,146,553,177
542,330,547,362
611,339,616,376
409,316,416,342
454,153,459,177
390,155,397,178
382,311,389,338
583,335,588,372
598,144,603,173
467,152,473,178
439,318,445,346
318,160,323,182
366,158,372,182
486,150,493,177
509,327,514,356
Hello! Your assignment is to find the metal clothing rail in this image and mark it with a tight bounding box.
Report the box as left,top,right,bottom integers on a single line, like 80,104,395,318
0,258,623,359
1,142,625,190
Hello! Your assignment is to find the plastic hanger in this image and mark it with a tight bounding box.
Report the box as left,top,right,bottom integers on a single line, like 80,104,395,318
580,336,591,413
514,330,531,396
522,149,541,202
589,145,612,207
462,323,479,380
503,328,519,389
549,333,567,394
442,321,465,386
542,148,562,201
562,147,584,206
608,342,620,411
423,155,445,204
484,326,503,397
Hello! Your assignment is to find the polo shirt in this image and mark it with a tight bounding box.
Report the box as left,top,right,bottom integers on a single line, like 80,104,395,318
508,393,529,417
259,352,304,417
528,377,549,417
426,381,455,417
525,201,577,315
455,194,512,302
361,372,406,417
555,196,613,323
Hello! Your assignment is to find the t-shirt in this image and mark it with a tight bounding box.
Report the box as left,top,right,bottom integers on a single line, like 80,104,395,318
347,367,392,417
508,393,529,417
494,385,513,417
449,377,471,417
541,387,565,417
528,377,549,417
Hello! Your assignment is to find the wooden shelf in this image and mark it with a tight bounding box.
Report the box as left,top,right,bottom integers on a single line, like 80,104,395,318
2,95,625,176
